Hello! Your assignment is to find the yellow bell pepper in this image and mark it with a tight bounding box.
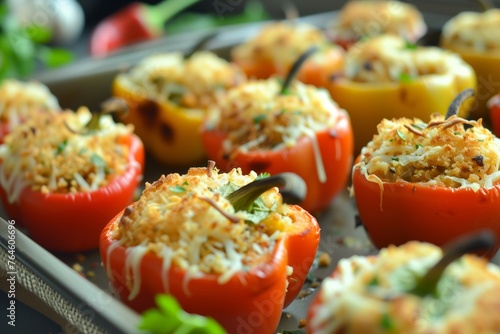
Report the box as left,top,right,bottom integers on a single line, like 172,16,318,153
440,9,500,121
112,51,245,167
325,35,476,153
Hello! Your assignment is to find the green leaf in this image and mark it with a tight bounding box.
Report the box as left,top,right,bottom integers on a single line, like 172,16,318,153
218,181,239,198
138,294,227,334
56,140,68,154
91,154,107,169
404,40,418,50
38,47,74,68
399,73,415,84
253,114,266,124
169,185,186,193
24,25,52,44
380,313,394,331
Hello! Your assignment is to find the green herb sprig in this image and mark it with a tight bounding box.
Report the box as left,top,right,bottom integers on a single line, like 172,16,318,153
0,3,73,81
138,294,227,334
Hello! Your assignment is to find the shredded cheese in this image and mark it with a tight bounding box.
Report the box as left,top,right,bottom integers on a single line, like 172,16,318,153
0,79,59,127
110,167,301,298
309,241,500,333
328,0,426,43
116,51,245,110
441,9,500,54
343,35,474,83
355,113,500,190
0,107,134,201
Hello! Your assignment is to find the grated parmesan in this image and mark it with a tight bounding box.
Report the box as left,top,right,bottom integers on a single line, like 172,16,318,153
355,113,500,190
231,22,336,75
0,79,59,128
115,51,245,110
343,35,474,83
309,241,500,333
0,107,134,201
328,0,427,43
441,9,500,54
111,167,301,291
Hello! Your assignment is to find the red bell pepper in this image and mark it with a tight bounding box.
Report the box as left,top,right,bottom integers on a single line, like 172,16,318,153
99,168,320,333
352,90,500,258
89,0,201,57
0,108,145,252
488,93,500,136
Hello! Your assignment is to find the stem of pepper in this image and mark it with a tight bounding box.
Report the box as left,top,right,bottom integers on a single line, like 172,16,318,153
445,88,475,119
226,173,307,212
409,230,496,297
475,0,495,11
279,46,318,95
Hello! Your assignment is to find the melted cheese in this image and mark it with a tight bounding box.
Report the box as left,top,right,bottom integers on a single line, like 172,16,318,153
355,114,500,190
310,242,500,333
0,107,134,201
109,167,299,298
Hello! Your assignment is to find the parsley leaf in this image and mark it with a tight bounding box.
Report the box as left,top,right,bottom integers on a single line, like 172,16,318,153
138,294,226,334
56,139,68,154
170,185,186,193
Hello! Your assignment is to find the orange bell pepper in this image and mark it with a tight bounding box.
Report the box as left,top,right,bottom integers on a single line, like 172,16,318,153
231,21,344,87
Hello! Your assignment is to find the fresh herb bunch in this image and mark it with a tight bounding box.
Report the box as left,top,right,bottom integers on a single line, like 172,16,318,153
0,3,73,81
138,294,227,334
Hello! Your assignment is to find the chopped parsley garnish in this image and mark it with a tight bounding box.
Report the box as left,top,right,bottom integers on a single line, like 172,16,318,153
90,153,106,169
391,157,399,162
399,73,415,83
253,114,266,124
404,40,418,50
56,139,68,154
380,313,394,331
170,185,186,193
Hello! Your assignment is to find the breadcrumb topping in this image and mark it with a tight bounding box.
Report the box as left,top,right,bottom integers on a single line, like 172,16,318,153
356,113,500,190
113,167,297,282
329,0,426,42
441,9,500,53
0,107,134,198
208,78,344,152
232,22,337,72
309,241,500,333
344,35,473,83
116,51,245,109
0,79,59,126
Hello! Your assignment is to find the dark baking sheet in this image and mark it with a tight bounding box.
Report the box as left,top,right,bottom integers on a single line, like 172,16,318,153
1,9,499,334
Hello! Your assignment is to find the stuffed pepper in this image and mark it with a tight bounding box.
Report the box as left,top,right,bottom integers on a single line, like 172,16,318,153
113,51,245,167
326,0,427,49
441,8,500,121
351,90,500,257
201,77,354,213
0,79,60,143
307,237,500,333
231,21,344,87
100,165,320,334
0,106,144,252
326,34,476,153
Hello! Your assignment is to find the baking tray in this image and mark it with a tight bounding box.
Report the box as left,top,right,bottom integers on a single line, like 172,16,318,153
1,9,499,334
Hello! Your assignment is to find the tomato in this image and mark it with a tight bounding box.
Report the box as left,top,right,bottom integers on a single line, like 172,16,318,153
0,134,144,252
201,114,353,213
351,165,500,259
100,205,318,334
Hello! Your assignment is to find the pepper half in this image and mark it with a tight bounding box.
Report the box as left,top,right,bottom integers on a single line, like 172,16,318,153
0,107,145,252
99,167,320,333
201,78,354,213
231,21,344,87
440,9,500,121
113,51,245,167
326,35,476,154
352,91,500,258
